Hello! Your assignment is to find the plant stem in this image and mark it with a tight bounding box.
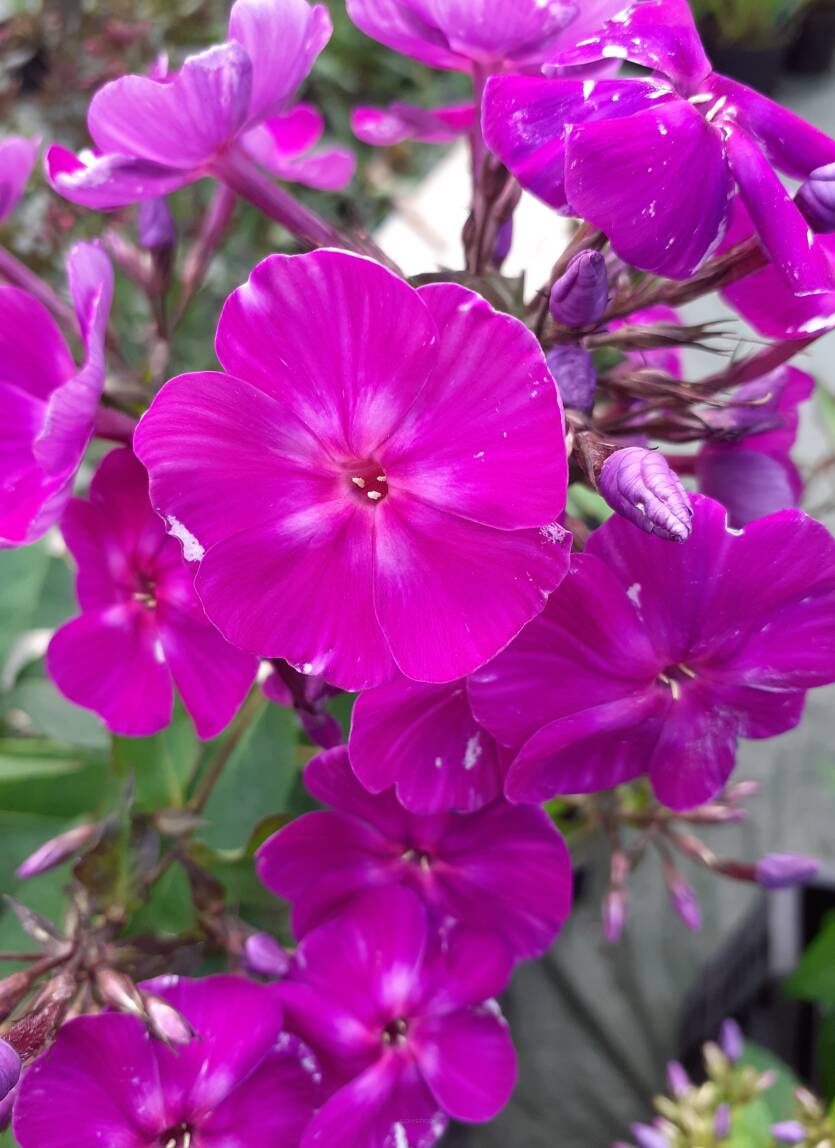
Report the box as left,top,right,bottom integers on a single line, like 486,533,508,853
187,689,267,814
211,152,399,273
0,244,76,326
94,406,137,445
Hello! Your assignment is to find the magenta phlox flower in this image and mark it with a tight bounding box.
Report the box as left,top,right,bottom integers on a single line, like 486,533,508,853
134,249,570,691
258,745,571,958
47,448,257,739
346,0,629,75
697,367,814,526
720,199,835,339
0,136,38,222
45,0,349,210
351,102,476,146
278,885,517,1148
241,103,355,190
349,674,508,813
13,975,322,1148
483,0,835,290
469,495,835,810
0,241,112,548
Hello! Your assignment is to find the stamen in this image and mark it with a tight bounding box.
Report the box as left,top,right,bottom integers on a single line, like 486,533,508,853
351,476,366,489
367,490,383,502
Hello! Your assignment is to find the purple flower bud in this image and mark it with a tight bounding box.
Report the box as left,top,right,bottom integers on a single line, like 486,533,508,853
666,1060,690,1097
668,877,701,931
137,198,176,250
144,994,195,1047
714,1104,731,1140
546,345,597,414
719,1019,743,1062
755,853,819,890
0,1040,20,1105
15,823,99,880
0,1084,16,1133
603,888,628,943
549,250,609,328
598,448,693,542
771,1121,807,1144
797,163,835,232
243,932,291,980
630,1122,669,1148
492,218,513,268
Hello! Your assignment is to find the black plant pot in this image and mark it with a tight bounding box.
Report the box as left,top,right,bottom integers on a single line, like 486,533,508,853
708,43,785,95
786,3,835,75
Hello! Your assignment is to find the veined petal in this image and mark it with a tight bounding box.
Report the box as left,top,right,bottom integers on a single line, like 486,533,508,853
215,249,438,458
565,96,732,279
551,0,712,90
346,0,466,71
483,75,673,211
373,496,571,684
45,145,195,210
88,43,253,167
647,687,739,809
47,607,174,737
726,124,835,295
229,0,332,124
383,282,567,530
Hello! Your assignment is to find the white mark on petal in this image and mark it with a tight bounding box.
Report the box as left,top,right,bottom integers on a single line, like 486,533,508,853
464,731,483,771
166,516,205,561
627,582,642,608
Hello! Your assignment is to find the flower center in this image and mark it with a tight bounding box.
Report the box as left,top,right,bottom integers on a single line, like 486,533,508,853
133,573,157,609
657,663,697,701
160,1127,193,1148
382,1017,409,1046
347,459,389,504
401,847,432,872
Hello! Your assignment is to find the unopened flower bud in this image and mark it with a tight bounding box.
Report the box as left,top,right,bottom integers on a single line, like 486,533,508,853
666,1060,690,1097
492,218,513,268
546,345,597,414
598,448,693,542
16,823,99,880
797,163,835,232
138,198,176,251
756,853,819,890
630,1122,669,1148
94,969,145,1017
0,1084,16,1133
243,932,291,980
144,994,194,1047
714,1104,731,1140
549,250,609,328
771,1121,807,1144
603,888,628,943
668,876,701,931
719,1019,743,1062
0,1040,20,1104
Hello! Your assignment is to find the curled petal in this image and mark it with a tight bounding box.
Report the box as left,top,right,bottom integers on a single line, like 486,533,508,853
351,102,475,146
0,136,38,222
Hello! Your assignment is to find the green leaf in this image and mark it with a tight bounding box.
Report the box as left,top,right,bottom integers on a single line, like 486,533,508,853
786,911,835,1005
818,384,835,450
566,483,614,524
112,702,200,810
727,1097,777,1148
818,1008,835,1102
0,739,110,817
200,702,301,851
740,1042,799,1120
2,678,108,751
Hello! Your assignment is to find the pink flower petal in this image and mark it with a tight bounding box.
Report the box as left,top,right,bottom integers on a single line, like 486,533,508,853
383,282,567,530
373,496,571,683
726,123,835,296
505,691,663,805
351,102,475,146
411,1007,516,1123
349,676,506,814
0,136,38,222
156,604,257,740
483,75,672,212
88,43,253,168
47,606,174,737
215,250,438,458
551,0,712,90
647,687,739,809
13,1014,166,1147
228,0,332,124
45,145,193,210
346,0,468,71
300,1054,446,1148
565,96,732,279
